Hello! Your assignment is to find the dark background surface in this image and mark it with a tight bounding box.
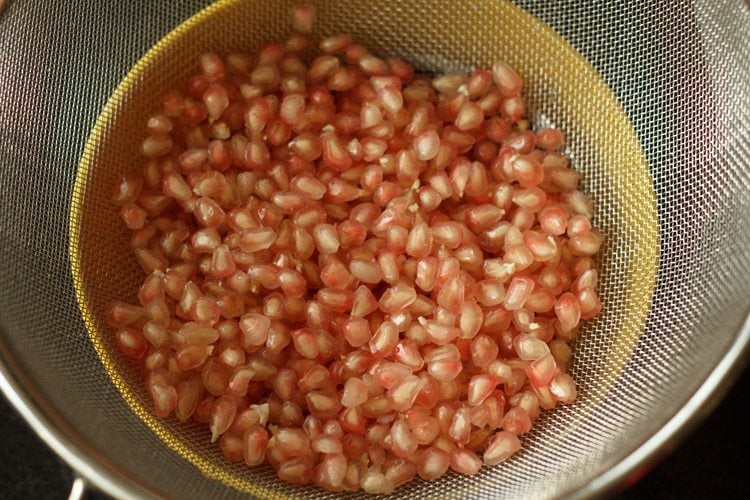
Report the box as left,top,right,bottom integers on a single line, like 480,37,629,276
0,367,747,500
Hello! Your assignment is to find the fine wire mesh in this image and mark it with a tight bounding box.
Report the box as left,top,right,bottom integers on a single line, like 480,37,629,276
0,0,748,499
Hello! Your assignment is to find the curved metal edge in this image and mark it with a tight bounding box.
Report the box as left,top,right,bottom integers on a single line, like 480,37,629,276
571,310,750,499
68,476,88,500
0,343,161,500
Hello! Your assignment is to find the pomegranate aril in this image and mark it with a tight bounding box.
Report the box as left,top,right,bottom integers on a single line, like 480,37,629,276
549,373,577,404
420,317,460,346
342,377,369,408
425,344,462,382
148,373,177,418
448,448,482,476
468,374,499,406
455,101,484,131
417,446,451,481
116,328,148,358
388,375,425,412
209,395,237,442
291,328,319,359
555,292,581,332
312,223,340,255
483,431,521,465
448,407,471,445
368,319,398,358
503,406,532,435
378,285,417,314
106,302,145,328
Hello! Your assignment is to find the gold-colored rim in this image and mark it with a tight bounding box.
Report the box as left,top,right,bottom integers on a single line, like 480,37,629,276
68,0,659,496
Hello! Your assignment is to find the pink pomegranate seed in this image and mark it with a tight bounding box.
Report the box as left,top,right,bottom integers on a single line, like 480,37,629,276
455,101,483,131
320,133,353,172
458,301,484,339
466,69,492,97
116,328,148,358
388,375,425,412
468,374,499,406
307,391,342,419
203,84,229,122
483,431,521,465
384,458,416,488
377,252,401,285
289,328,319,359
578,287,602,319
349,285,378,318
311,434,343,455
425,344,462,382
549,373,577,404
404,222,432,258
209,395,237,442
448,407,472,445
320,33,352,54
291,3,314,33
148,373,177,418
525,352,557,388
120,202,148,230
436,276,464,314
419,318,460,346
414,256,439,292
317,288,354,314
238,313,271,349
450,448,483,476
276,455,312,485
491,61,523,96
316,453,347,490
360,470,394,495
504,275,535,310
348,260,381,285
220,433,244,462
432,72,465,94
341,377,369,408
277,268,307,298
391,339,423,370
198,52,224,82
327,66,358,92
513,334,550,360
428,223,462,253
273,427,311,457
499,394,531,427
243,425,269,467
537,127,565,151
390,419,418,458
112,174,144,206
379,285,417,314
417,447,451,481
106,302,144,328
177,322,219,345
343,317,372,347
413,130,440,161
555,292,581,332
369,320,399,357
141,134,173,158
312,223,340,254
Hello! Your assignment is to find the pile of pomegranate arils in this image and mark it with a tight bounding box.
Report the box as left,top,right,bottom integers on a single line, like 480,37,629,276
107,4,603,494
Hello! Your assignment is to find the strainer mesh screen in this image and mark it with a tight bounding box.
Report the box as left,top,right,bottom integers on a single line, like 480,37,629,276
0,0,749,498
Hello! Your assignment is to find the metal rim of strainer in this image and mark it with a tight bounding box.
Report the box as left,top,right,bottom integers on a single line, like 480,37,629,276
1,303,749,499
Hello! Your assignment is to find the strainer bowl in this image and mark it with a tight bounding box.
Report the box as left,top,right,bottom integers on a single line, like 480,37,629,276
1,0,749,498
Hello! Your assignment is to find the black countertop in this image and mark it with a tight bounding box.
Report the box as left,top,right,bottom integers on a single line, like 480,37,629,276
1,368,748,499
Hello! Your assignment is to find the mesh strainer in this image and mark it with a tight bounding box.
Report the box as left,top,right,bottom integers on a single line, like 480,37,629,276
1,0,749,498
